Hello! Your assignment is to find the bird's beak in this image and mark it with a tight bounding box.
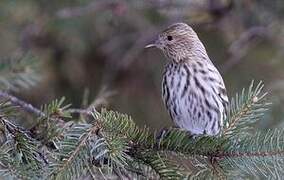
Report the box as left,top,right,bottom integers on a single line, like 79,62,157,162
145,43,156,48
145,39,158,48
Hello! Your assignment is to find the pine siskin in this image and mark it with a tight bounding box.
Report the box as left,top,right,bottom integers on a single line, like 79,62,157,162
146,23,229,136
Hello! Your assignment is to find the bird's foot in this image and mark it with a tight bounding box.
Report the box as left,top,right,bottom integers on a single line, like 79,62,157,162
154,127,199,149
155,126,188,149
154,127,170,149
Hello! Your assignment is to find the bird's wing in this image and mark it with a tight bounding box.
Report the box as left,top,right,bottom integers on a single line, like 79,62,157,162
208,63,229,118
218,85,229,117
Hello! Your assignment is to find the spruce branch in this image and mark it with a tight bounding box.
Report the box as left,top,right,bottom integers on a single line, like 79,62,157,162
154,128,227,156
49,118,135,179
89,133,134,178
0,92,69,145
41,97,72,119
94,109,228,179
0,117,47,179
223,81,270,138
164,152,226,179
218,129,284,179
49,123,98,179
1,80,282,179
0,143,21,179
137,151,185,179
0,90,45,118
0,118,46,166
28,97,72,147
94,109,154,148
0,149,39,180
0,90,73,125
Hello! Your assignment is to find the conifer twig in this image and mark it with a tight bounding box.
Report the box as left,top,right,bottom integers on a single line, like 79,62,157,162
67,108,92,115
0,90,64,124
214,150,284,159
0,90,45,117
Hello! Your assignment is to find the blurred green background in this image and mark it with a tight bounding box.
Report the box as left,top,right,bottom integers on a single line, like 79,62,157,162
1,0,284,130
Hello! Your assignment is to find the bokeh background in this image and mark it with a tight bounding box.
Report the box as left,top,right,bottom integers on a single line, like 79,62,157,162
1,0,284,131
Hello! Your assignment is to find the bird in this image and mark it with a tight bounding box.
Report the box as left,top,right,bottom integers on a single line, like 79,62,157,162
145,23,229,136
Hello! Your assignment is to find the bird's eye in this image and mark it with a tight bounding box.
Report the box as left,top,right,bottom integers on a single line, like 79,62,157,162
167,35,173,41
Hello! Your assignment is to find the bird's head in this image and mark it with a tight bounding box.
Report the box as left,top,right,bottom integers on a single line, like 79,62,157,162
146,23,207,63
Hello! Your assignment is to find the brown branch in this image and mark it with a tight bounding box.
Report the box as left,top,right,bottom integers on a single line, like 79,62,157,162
0,90,45,117
67,86,115,116
67,108,92,115
215,150,284,159
0,90,64,124
0,116,30,136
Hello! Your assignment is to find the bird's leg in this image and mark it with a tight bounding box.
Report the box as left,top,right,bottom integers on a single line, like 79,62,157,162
155,126,189,149
156,126,180,138
155,127,170,140
155,127,199,149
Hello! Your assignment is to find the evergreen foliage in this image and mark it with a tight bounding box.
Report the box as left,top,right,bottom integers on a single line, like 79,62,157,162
0,53,40,91
1,56,284,180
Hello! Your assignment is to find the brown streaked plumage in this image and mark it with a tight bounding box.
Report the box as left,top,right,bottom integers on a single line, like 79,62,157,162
146,23,229,136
